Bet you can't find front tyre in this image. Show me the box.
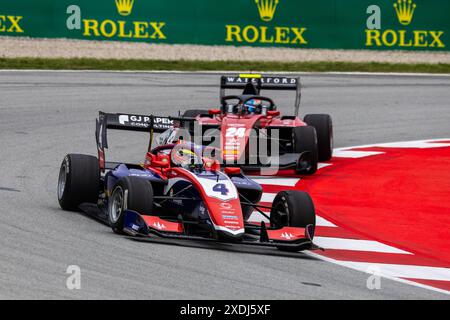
[57,154,100,211]
[270,191,316,230]
[303,114,333,161]
[270,191,316,252]
[108,177,154,234]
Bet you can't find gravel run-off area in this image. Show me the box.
[1,37,449,64]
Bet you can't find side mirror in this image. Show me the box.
[146,153,170,168]
[152,159,170,168]
[267,110,280,117]
[205,159,221,172]
[209,109,221,115]
[224,167,241,176]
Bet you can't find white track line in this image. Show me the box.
[367,140,450,149]
[314,237,411,254]
[306,251,450,295]
[332,150,384,158]
[334,138,450,152]
[341,262,450,282]
[315,216,337,227]
[318,163,332,169]
[259,192,338,227]
[261,193,276,203]
[248,177,300,187]
[248,211,337,227]
[247,213,269,224]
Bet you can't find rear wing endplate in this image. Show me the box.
[220,74,302,116]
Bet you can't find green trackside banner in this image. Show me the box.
[0,0,448,51]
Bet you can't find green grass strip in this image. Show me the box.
[0,57,449,73]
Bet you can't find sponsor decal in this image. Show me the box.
[115,0,135,16]
[129,172,152,177]
[225,0,308,46]
[224,145,240,150]
[222,215,238,220]
[394,0,416,26]
[67,0,166,42]
[224,220,240,225]
[223,224,241,230]
[255,0,279,22]
[0,15,24,34]
[281,232,295,240]
[118,114,150,128]
[224,76,298,85]
[220,202,233,209]
[153,221,166,230]
[365,0,445,49]
[153,116,174,130]
[120,114,151,124]
[131,223,140,231]
[118,114,130,125]
[232,179,251,186]
[118,114,173,129]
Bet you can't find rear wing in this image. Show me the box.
[95,112,174,171]
[220,74,302,116]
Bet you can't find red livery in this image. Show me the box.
[178,74,333,175]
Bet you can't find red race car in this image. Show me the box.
[57,112,319,252]
[179,74,333,175]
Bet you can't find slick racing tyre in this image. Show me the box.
[270,191,316,252]
[270,191,316,230]
[293,126,318,175]
[303,114,333,161]
[57,154,100,211]
[108,177,154,234]
[182,109,209,118]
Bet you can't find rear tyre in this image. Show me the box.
[57,154,100,211]
[270,190,316,252]
[303,114,333,161]
[108,177,154,234]
[182,109,209,118]
[293,126,318,174]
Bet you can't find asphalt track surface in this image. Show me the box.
[0,71,449,299]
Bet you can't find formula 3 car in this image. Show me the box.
[180,74,333,175]
[57,112,319,251]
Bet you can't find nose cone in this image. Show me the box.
[216,228,245,242]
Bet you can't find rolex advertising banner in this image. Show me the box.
[0,0,448,51]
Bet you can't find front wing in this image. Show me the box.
[123,210,320,252]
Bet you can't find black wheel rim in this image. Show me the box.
[271,201,289,228]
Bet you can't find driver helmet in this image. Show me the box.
[171,144,204,171]
[243,99,262,114]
